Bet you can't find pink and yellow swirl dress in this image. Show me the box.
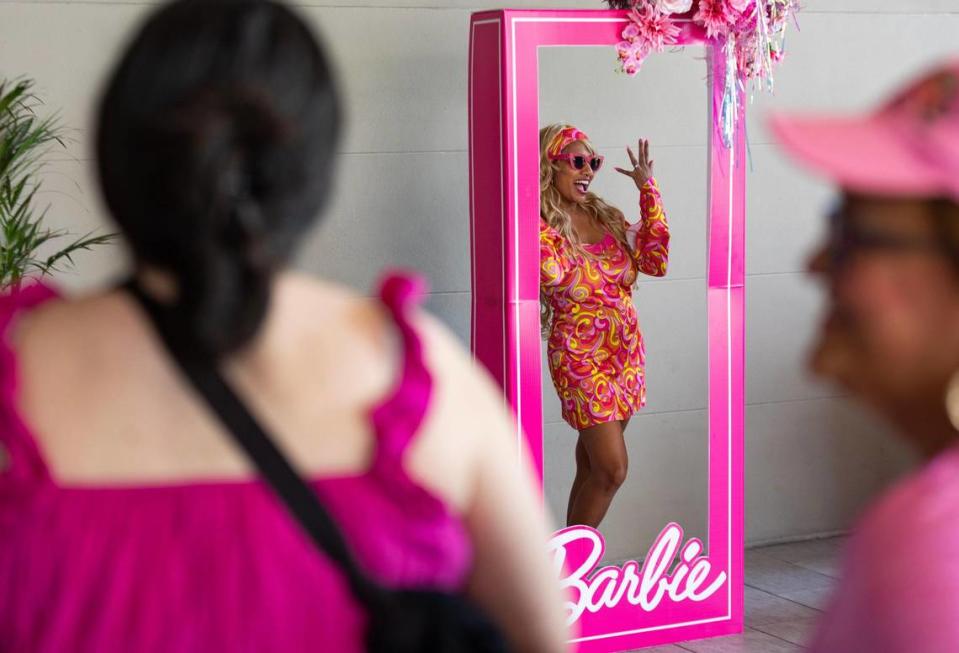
[540,179,670,429]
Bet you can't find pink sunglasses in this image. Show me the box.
[548,153,604,172]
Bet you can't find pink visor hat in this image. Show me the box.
[770,59,959,202]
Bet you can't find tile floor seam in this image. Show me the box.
[746,623,810,648]
[744,584,827,612]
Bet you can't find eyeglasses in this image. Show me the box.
[548,153,604,172]
[824,205,948,267]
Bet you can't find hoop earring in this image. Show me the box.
[945,369,959,431]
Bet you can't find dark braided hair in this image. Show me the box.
[97,0,340,358]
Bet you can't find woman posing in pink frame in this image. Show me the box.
[539,124,670,528]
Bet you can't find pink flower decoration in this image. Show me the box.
[630,40,650,59]
[693,0,737,39]
[616,38,649,77]
[611,0,799,87]
[616,37,648,59]
[616,40,635,59]
[629,4,681,52]
[727,0,754,13]
[656,0,694,13]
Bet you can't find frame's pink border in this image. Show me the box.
[469,9,744,651]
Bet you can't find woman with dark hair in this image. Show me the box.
[0,2,566,651]
[772,59,959,652]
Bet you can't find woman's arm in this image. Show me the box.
[463,396,571,653]
[627,178,670,278]
[615,139,670,278]
[412,315,570,653]
[541,219,577,288]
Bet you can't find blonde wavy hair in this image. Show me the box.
[540,123,630,336]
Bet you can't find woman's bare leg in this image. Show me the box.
[567,420,628,528]
[566,435,591,525]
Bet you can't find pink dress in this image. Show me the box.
[540,179,670,429]
[0,274,472,653]
[809,443,959,653]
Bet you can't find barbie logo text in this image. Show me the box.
[549,523,727,625]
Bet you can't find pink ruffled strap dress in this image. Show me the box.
[0,273,472,653]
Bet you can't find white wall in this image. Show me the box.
[1,0,949,553]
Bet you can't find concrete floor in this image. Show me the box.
[635,536,844,652]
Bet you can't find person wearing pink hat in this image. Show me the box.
[772,59,959,652]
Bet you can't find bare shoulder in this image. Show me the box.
[275,274,517,511]
[10,275,401,482]
[278,271,507,415]
[9,288,168,478]
[403,309,518,511]
[11,288,141,370]
[11,275,387,364]
[8,273,515,498]
[413,310,508,416]
[270,272,393,351]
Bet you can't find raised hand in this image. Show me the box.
[615,139,654,190]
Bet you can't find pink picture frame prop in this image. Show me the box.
[469,9,745,652]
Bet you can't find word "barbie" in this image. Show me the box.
[548,523,727,625]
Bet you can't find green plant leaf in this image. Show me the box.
[0,76,114,290]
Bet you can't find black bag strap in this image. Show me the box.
[123,279,385,607]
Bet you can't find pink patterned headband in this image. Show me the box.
[546,126,590,157]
